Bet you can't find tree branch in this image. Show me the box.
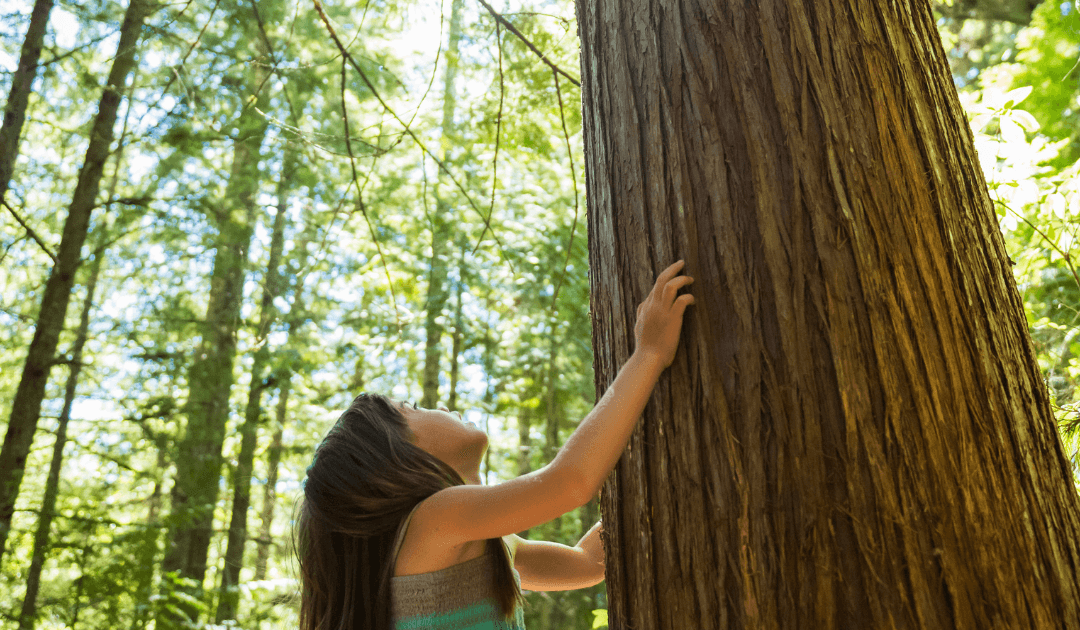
[2,199,57,263]
[312,0,518,279]
[475,0,580,88]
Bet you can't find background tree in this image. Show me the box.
[0,0,54,207]
[575,0,1080,628]
[0,0,149,564]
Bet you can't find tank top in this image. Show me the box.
[389,501,527,630]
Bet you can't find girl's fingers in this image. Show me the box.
[650,260,687,298]
[663,274,694,304]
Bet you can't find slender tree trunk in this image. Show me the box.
[515,406,533,537]
[0,0,148,563]
[157,45,271,629]
[254,382,288,582]
[448,240,465,411]
[17,232,104,630]
[255,202,312,583]
[69,523,92,627]
[421,0,465,409]
[933,0,1041,25]
[577,0,1080,627]
[0,0,54,204]
[135,447,168,630]
[543,321,563,536]
[215,147,292,622]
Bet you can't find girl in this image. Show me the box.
[295,259,695,630]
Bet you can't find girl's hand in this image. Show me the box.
[634,260,695,369]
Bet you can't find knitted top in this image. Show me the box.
[389,501,526,630]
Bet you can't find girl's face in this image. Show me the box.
[395,400,489,485]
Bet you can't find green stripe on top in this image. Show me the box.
[393,597,525,630]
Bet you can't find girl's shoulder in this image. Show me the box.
[394,499,485,576]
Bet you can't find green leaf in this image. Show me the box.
[1011,109,1041,132]
[1003,85,1034,109]
[592,609,609,629]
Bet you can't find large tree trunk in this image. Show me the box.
[0,0,54,205]
[0,0,148,563]
[576,0,1080,628]
[157,45,271,630]
[214,146,292,622]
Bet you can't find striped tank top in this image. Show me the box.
[389,501,527,630]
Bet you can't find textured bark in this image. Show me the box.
[215,147,292,622]
[17,233,103,630]
[157,53,270,629]
[0,0,148,563]
[421,0,464,409]
[0,0,54,204]
[576,0,1080,628]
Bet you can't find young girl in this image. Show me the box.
[295,260,695,630]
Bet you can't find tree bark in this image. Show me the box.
[17,231,104,630]
[421,0,465,409]
[157,46,271,630]
[214,145,292,622]
[0,0,54,205]
[0,0,148,563]
[576,0,1080,628]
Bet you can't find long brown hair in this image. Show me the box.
[294,393,524,630]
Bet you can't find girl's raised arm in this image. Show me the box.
[418,260,694,549]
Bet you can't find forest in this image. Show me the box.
[0,0,1078,629]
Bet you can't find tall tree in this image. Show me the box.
[576,0,1080,628]
[421,0,465,408]
[0,0,148,562]
[0,0,54,206]
[253,383,287,582]
[156,23,272,628]
[215,145,293,622]
[17,230,106,630]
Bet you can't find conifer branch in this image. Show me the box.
[312,0,518,279]
[2,199,57,264]
[475,0,580,88]
[548,68,580,315]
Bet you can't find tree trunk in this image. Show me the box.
[253,214,312,582]
[0,0,54,204]
[576,0,1080,628]
[0,0,148,563]
[932,0,1041,25]
[421,0,465,409]
[543,320,563,536]
[254,382,288,582]
[214,146,292,622]
[17,231,104,630]
[448,238,466,412]
[157,47,271,629]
